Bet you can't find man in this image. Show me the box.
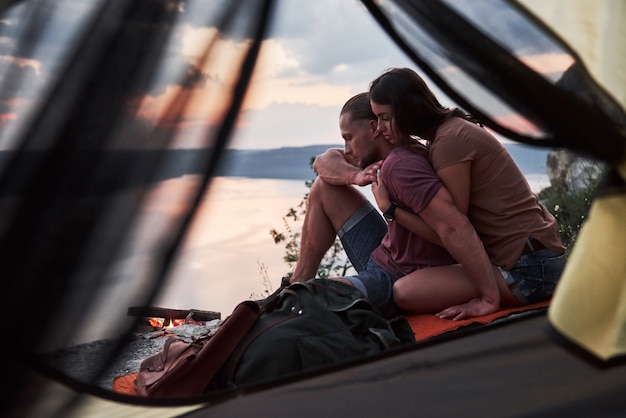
[289,93,507,319]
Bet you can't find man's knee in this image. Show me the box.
[308,177,336,206]
[314,178,368,208]
[308,177,326,200]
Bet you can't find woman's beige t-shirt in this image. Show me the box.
[429,117,565,269]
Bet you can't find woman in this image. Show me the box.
[369,67,566,320]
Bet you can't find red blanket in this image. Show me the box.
[113,373,139,395]
[406,300,550,342]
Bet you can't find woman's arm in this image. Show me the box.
[419,187,501,318]
[435,161,471,215]
[371,161,472,243]
[372,172,442,245]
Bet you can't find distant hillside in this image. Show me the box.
[217,145,333,180]
[0,143,549,195]
[218,143,549,180]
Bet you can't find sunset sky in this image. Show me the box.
[0,0,576,151]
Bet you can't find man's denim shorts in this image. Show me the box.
[337,202,387,273]
[337,202,399,315]
[500,249,567,304]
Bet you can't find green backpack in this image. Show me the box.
[135,278,415,397]
[215,278,415,388]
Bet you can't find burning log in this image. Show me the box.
[44,306,223,390]
[127,306,222,337]
[127,306,221,323]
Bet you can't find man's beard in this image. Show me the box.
[359,150,378,169]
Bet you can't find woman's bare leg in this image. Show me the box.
[393,264,520,313]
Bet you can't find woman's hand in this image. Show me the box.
[371,169,391,212]
[353,160,383,186]
[435,297,500,321]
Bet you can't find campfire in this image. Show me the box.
[127,306,222,340]
[147,317,189,329]
[44,305,224,391]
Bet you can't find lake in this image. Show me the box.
[154,176,310,317]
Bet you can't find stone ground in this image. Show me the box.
[44,320,222,390]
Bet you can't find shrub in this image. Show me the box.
[538,167,603,251]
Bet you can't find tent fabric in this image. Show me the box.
[180,314,626,418]
[33,314,626,417]
[361,0,626,163]
[548,164,626,361]
[518,0,626,112]
[1,1,277,416]
[517,0,626,363]
[2,0,625,416]
[26,379,199,418]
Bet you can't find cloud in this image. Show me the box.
[248,0,415,105]
[245,57,354,110]
[230,102,342,149]
[271,0,407,76]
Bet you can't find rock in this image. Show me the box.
[546,149,605,193]
[43,320,223,391]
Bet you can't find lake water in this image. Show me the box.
[154,176,311,317]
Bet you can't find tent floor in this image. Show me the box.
[183,313,626,417]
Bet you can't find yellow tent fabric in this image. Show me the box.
[519,0,626,111]
[548,162,626,360]
[29,379,201,417]
[519,0,626,361]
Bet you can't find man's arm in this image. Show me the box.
[313,149,381,186]
[419,186,501,319]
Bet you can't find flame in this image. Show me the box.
[148,317,163,327]
[148,317,197,328]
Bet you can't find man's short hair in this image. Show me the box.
[341,92,376,122]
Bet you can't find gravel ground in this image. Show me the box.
[44,320,222,390]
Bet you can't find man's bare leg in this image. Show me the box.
[290,178,369,282]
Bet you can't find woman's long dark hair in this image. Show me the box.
[369,68,476,141]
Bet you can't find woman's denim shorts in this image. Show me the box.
[500,249,567,304]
